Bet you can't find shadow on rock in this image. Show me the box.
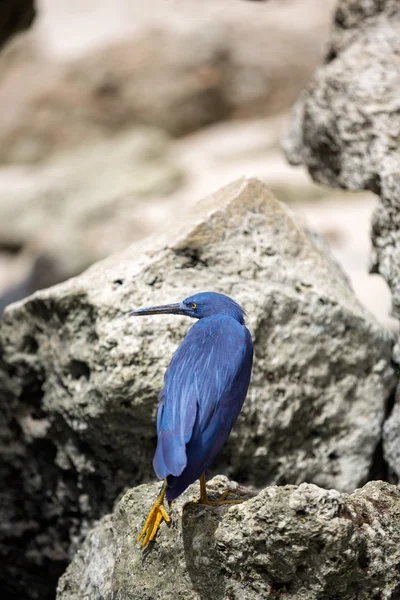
[182,483,255,600]
[183,502,226,600]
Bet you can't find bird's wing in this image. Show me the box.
[153,316,253,480]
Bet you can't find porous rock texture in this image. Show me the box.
[283,0,400,191]
[0,177,395,597]
[57,476,400,600]
[283,0,400,480]
[384,389,400,482]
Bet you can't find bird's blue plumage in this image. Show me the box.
[148,293,253,502]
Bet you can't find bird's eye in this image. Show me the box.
[191,303,197,310]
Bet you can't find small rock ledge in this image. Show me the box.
[57,475,400,600]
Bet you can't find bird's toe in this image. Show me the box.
[137,503,171,548]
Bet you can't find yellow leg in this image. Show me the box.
[198,473,245,506]
[137,479,171,548]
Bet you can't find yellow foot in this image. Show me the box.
[198,489,245,506]
[137,502,171,548]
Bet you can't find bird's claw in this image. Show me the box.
[137,502,171,548]
[197,488,245,506]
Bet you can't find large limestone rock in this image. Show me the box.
[57,476,400,600]
[283,0,400,480]
[0,178,395,597]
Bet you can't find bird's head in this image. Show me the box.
[129,291,245,324]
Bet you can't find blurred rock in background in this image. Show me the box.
[0,254,62,317]
[0,0,348,316]
[0,0,394,335]
[0,0,335,163]
[0,127,183,293]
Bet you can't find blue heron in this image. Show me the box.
[129,291,253,547]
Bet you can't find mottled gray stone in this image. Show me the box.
[0,177,395,597]
[284,3,400,191]
[57,476,400,600]
[283,0,400,479]
[384,388,400,479]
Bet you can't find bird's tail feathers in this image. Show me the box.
[153,430,187,479]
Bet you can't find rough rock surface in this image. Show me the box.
[283,0,400,479]
[384,389,400,480]
[0,127,182,279]
[57,476,400,600]
[284,0,400,194]
[0,0,336,163]
[0,178,395,597]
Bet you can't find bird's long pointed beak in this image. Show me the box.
[128,303,183,317]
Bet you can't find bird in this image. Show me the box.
[129,291,253,548]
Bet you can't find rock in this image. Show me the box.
[0,127,183,278]
[283,0,400,191]
[0,0,35,50]
[383,389,400,480]
[282,0,400,479]
[0,0,336,163]
[0,177,395,597]
[57,476,400,600]
[0,254,63,317]
[371,154,400,365]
